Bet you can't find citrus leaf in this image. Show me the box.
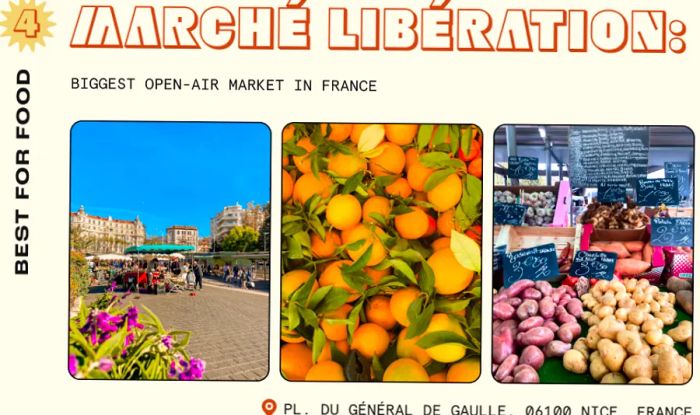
[342,171,365,195]
[416,330,470,349]
[362,145,386,159]
[307,285,332,310]
[357,124,385,153]
[450,230,481,273]
[434,298,470,313]
[388,259,416,284]
[299,306,319,327]
[419,152,451,167]
[433,125,449,146]
[288,302,301,330]
[314,288,352,314]
[406,301,434,339]
[424,168,456,192]
[290,271,318,304]
[417,124,433,150]
[312,328,326,364]
[418,260,435,296]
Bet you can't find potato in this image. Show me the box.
[573,338,589,358]
[557,322,582,343]
[520,327,555,347]
[519,345,545,370]
[586,327,602,349]
[590,350,600,362]
[599,340,627,372]
[623,355,653,379]
[617,330,643,355]
[545,340,572,358]
[688,337,693,351]
[495,354,519,381]
[563,349,588,374]
[505,279,535,298]
[535,280,553,296]
[601,372,627,384]
[587,315,601,327]
[518,316,544,332]
[641,318,663,333]
[596,305,615,319]
[629,377,654,384]
[668,321,692,343]
[589,356,610,381]
[539,297,556,319]
[677,355,691,382]
[649,302,661,314]
[659,334,674,347]
[618,298,637,309]
[615,308,630,322]
[493,303,516,320]
[686,353,692,364]
[523,288,543,300]
[566,298,584,318]
[624,278,638,292]
[598,315,625,339]
[516,299,539,320]
[658,351,684,384]
[655,311,676,326]
[645,330,664,346]
[627,309,646,325]
[513,366,539,383]
[601,293,617,307]
[652,344,676,356]
[625,324,640,332]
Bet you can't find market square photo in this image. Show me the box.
[68,121,271,380]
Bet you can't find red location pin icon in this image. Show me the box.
[262,399,277,415]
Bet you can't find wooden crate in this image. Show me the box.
[495,225,580,256]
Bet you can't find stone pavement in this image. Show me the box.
[87,279,269,381]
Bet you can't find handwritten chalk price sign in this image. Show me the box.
[508,156,539,180]
[636,178,680,206]
[503,243,560,287]
[569,251,617,280]
[665,162,691,199]
[494,203,528,225]
[651,217,693,247]
[597,183,627,203]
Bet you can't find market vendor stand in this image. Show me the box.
[123,244,195,294]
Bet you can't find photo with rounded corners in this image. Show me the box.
[68,120,271,381]
[491,124,694,385]
[281,122,483,383]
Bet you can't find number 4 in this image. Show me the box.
[14,9,40,38]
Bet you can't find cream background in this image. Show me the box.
[0,0,698,413]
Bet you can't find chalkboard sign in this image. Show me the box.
[569,251,618,280]
[651,217,693,247]
[494,203,527,225]
[503,243,560,287]
[665,162,690,199]
[494,245,507,272]
[569,126,649,188]
[597,183,627,203]
[508,156,539,180]
[636,178,680,206]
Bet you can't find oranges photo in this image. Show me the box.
[281,123,482,382]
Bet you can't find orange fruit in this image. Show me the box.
[428,247,474,295]
[310,231,341,259]
[385,178,412,198]
[282,169,294,203]
[422,313,467,363]
[318,340,350,362]
[305,360,345,381]
[341,224,387,266]
[382,358,429,382]
[282,124,295,143]
[385,124,418,145]
[320,304,353,341]
[293,137,316,173]
[430,371,448,382]
[427,173,462,212]
[281,327,305,344]
[446,358,480,382]
[431,237,451,251]
[326,194,362,230]
[327,151,367,178]
[281,343,313,381]
[396,327,432,365]
[407,161,435,192]
[404,148,420,170]
[437,209,455,236]
[319,260,362,302]
[350,124,370,143]
[394,207,430,240]
[390,286,421,327]
[424,215,437,237]
[362,196,391,224]
[369,143,406,176]
[293,172,332,205]
[283,156,289,167]
[321,123,353,142]
[365,266,390,285]
[458,139,481,162]
[468,157,482,178]
[351,323,390,359]
[281,270,318,301]
[365,296,397,330]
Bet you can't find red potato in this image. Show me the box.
[558,322,582,343]
[535,280,553,296]
[558,294,572,306]
[565,298,584,318]
[494,291,509,303]
[561,285,577,297]
[520,327,555,346]
[506,297,523,308]
[512,364,534,376]
[522,288,543,300]
[516,299,539,320]
[615,258,651,277]
[544,340,572,358]
[555,306,577,324]
[513,366,540,383]
[492,363,499,373]
[493,303,515,320]
[543,320,559,333]
[518,316,545,332]
[493,324,515,364]
[519,345,545,370]
[539,297,556,319]
[623,241,645,252]
[495,354,519,381]
[505,280,536,298]
[501,376,514,383]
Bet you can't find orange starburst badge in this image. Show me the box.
[1,0,54,51]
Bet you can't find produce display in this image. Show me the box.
[588,240,655,277]
[281,123,482,382]
[569,278,692,384]
[494,190,556,226]
[492,279,583,383]
[580,199,649,230]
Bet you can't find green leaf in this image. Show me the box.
[418,261,435,296]
[315,288,351,313]
[342,171,365,195]
[293,231,311,249]
[346,300,364,344]
[433,125,449,146]
[368,212,388,227]
[406,301,434,339]
[288,302,301,330]
[344,239,366,252]
[282,215,303,224]
[286,235,303,259]
[312,328,326,364]
[307,285,332,310]
[299,307,319,327]
[283,142,306,156]
[434,298,470,313]
[371,355,385,381]
[344,350,372,382]
[450,230,481,273]
[390,204,413,215]
[460,125,473,155]
[419,152,451,167]
[417,124,433,150]
[424,168,456,192]
[389,249,424,264]
[291,271,318,304]
[416,330,470,349]
[388,259,416,284]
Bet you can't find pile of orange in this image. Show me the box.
[281,123,482,382]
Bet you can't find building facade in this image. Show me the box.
[166,225,199,248]
[197,237,211,253]
[210,203,268,242]
[70,206,146,254]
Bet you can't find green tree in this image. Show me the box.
[221,226,260,252]
[70,225,95,254]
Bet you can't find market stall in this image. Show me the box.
[123,244,196,293]
[492,125,694,384]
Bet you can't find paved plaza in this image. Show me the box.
[87,278,269,381]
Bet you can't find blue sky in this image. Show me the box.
[71,121,270,237]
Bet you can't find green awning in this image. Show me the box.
[124,244,195,254]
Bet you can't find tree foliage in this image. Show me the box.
[221,226,260,252]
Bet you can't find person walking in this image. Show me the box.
[193,261,203,290]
